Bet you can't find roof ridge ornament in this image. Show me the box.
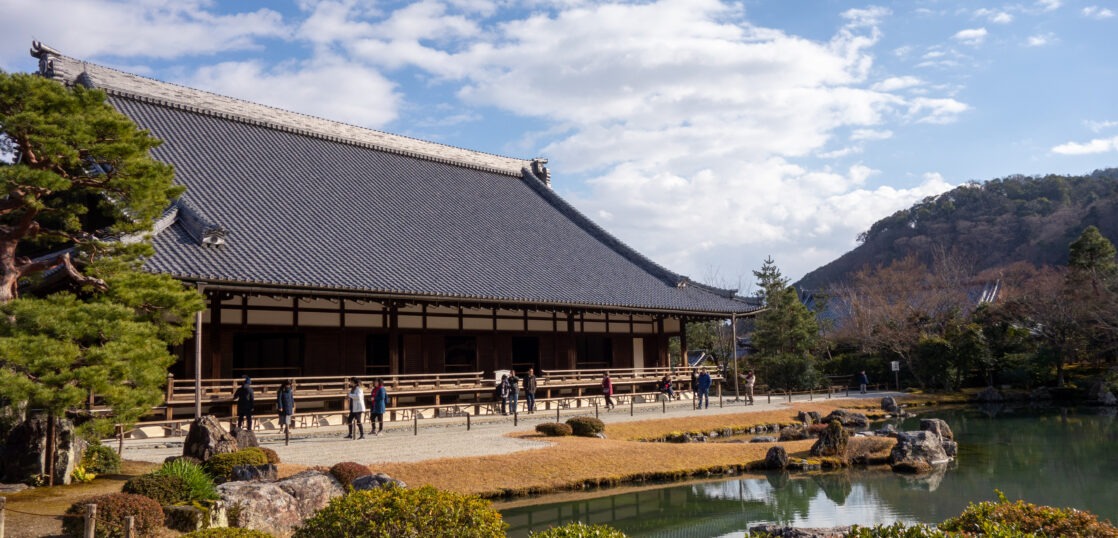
[30,41,61,79]
[531,158,551,187]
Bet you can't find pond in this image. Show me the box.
[498,406,1118,537]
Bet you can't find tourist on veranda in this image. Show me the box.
[660,375,675,399]
[691,368,699,401]
[525,368,538,413]
[857,370,869,394]
[276,380,295,437]
[345,377,366,440]
[233,377,255,430]
[508,370,521,414]
[370,378,387,436]
[697,369,712,409]
[497,374,511,415]
[602,372,614,410]
[744,370,756,405]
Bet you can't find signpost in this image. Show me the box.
[891,361,900,391]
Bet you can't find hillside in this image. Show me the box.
[795,168,1118,290]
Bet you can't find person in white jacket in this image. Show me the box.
[345,378,366,440]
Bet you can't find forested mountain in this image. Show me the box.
[796,168,1118,290]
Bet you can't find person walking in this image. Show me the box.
[744,370,756,405]
[345,378,365,440]
[857,370,869,394]
[697,369,712,409]
[370,378,387,436]
[276,380,295,444]
[497,374,511,415]
[525,368,538,413]
[601,372,615,410]
[508,370,521,414]
[233,377,254,430]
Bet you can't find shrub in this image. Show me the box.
[184,529,275,538]
[165,455,203,466]
[845,437,894,465]
[82,443,121,474]
[123,473,190,506]
[293,485,506,537]
[330,461,372,486]
[62,493,164,538]
[203,448,269,482]
[531,521,629,537]
[805,423,828,436]
[565,416,605,437]
[535,423,573,437]
[847,522,946,537]
[940,490,1118,537]
[71,465,96,483]
[155,458,219,502]
[259,447,281,464]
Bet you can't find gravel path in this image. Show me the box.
[120,391,897,466]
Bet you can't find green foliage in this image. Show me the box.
[122,473,190,506]
[940,490,1118,537]
[756,353,823,391]
[330,461,372,486]
[535,422,573,436]
[293,485,507,538]
[184,529,275,538]
[71,464,96,483]
[82,443,121,474]
[259,447,280,464]
[203,448,268,482]
[154,458,219,502]
[62,493,164,538]
[530,521,629,537]
[1068,225,1117,276]
[565,416,605,437]
[752,257,819,357]
[846,522,947,537]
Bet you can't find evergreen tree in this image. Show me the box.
[1068,225,1117,276]
[750,257,821,389]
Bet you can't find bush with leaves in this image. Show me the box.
[530,521,628,537]
[939,491,1118,537]
[565,416,605,437]
[259,447,280,464]
[535,423,573,437]
[82,443,122,475]
[846,522,946,537]
[294,485,506,538]
[330,461,372,486]
[203,448,268,482]
[184,529,275,538]
[155,458,218,502]
[122,473,190,506]
[62,493,163,538]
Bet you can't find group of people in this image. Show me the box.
[231,377,389,441]
[495,368,539,415]
[345,377,389,440]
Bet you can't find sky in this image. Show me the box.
[2,0,1116,289]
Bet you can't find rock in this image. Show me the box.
[976,386,1004,402]
[0,483,29,494]
[351,473,407,491]
[0,415,85,485]
[891,460,932,474]
[707,430,720,438]
[218,470,344,535]
[230,427,259,449]
[787,459,822,471]
[595,432,608,439]
[749,524,851,537]
[810,421,849,457]
[881,397,901,414]
[750,436,777,443]
[164,502,228,532]
[276,470,345,522]
[231,464,278,482]
[942,440,958,458]
[919,418,954,440]
[796,411,821,425]
[876,424,897,435]
[819,410,869,429]
[1029,387,1052,401]
[1100,392,1118,406]
[890,431,950,472]
[778,426,806,442]
[183,416,239,462]
[764,446,789,470]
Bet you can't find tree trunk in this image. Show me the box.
[45,412,55,487]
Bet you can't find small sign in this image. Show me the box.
[890,361,900,372]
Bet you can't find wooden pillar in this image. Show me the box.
[657,317,668,368]
[388,302,399,375]
[679,318,688,372]
[567,311,577,369]
[208,292,222,379]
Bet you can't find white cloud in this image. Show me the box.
[975,8,1014,23]
[851,129,894,141]
[952,27,988,46]
[1036,0,1062,11]
[1082,6,1116,19]
[907,98,970,124]
[1085,120,1118,132]
[1026,33,1057,46]
[1051,136,1118,155]
[872,76,923,91]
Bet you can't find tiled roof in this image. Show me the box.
[33,44,759,315]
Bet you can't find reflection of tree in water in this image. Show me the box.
[814,472,853,504]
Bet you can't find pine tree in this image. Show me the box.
[750,257,821,389]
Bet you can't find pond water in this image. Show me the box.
[498,406,1118,537]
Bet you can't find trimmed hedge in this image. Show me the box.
[535,423,573,437]
[122,473,190,506]
[293,485,506,537]
[565,416,605,437]
[330,461,372,486]
[184,529,275,538]
[82,443,122,475]
[531,521,629,537]
[63,493,164,538]
[203,448,269,482]
[259,447,281,464]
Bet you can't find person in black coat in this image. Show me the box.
[276,380,295,435]
[233,377,255,430]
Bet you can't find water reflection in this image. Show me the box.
[500,407,1117,538]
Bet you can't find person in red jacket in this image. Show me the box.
[602,372,614,410]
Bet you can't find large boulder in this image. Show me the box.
[351,473,407,491]
[231,464,277,482]
[183,416,239,462]
[0,415,85,485]
[976,386,1004,402]
[164,502,229,532]
[919,418,954,440]
[764,446,789,470]
[750,436,777,443]
[276,470,346,522]
[890,431,949,473]
[230,427,260,449]
[819,410,869,429]
[1100,392,1118,407]
[797,411,821,425]
[778,426,806,442]
[809,421,849,457]
[881,397,901,414]
[218,470,344,536]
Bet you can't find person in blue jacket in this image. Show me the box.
[696,369,712,409]
[857,370,870,394]
[370,378,388,436]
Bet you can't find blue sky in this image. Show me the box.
[2,0,1116,288]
